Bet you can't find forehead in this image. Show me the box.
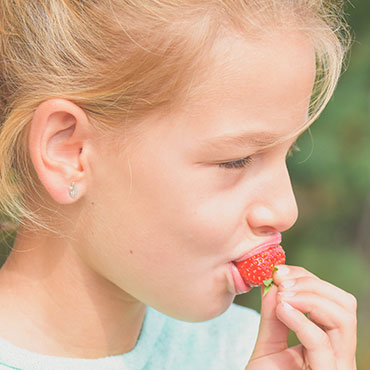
[178,28,316,138]
[214,29,315,95]
[124,28,316,151]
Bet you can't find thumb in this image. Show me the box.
[251,284,290,359]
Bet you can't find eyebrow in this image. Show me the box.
[200,131,285,152]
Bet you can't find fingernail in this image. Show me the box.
[281,301,294,310]
[281,279,295,289]
[278,291,296,297]
[275,265,289,276]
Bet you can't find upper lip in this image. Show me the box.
[232,233,282,263]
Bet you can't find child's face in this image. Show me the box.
[81,30,316,321]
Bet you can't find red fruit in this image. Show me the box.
[235,245,286,289]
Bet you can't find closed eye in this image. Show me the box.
[218,156,253,169]
[217,141,299,170]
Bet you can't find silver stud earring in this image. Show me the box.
[69,181,78,199]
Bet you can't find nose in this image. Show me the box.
[246,166,298,235]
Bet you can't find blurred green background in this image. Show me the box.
[235,1,370,368]
[0,0,369,368]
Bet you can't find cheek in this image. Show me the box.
[185,199,244,250]
[130,170,250,262]
[89,184,241,281]
[91,168,251,282]
[86,146,246,266]
[78,175,240,321]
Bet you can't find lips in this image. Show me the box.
[229,234,282,294]
[229,263,252,294]
[233,234,282,263]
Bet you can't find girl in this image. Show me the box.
[0,1,357,369]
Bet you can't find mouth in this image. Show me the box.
[229,233,282,294]
[229,263,252,294]
[233,234,282,263]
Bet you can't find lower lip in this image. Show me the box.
[229,263,252,295]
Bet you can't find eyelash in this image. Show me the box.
[218,156,253,169]
[217,143,300,170]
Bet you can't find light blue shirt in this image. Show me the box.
[0,303,260,370]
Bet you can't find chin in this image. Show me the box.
[168,291,235,323]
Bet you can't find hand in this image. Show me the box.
[245,265,357,370]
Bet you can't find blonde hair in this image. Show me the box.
[0,0,350,229]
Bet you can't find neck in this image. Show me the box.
[0,227,146,358]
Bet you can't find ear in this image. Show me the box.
[29,99,93,204]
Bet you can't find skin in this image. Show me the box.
[0,28,357,368]
[247,267,357,370]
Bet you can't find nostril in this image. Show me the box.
[253,227,279,236]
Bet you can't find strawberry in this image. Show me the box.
[235,245,285,296]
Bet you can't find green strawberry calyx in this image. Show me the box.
[262,266,279,296]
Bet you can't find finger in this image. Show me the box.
[247,345,306,370]
[274,265,357,311]
[251,284,289,359]
[277,292,356,331]
[276,300,337,370]
[277,292,357,368]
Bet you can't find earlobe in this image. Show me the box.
[29,99,91,204]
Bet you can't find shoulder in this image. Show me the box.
[146,304,260,370]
